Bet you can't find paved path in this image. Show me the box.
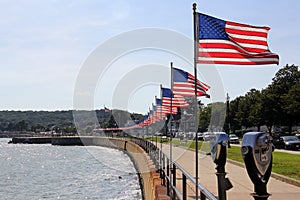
[158,142,300,200]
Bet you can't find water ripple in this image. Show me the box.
[0,138,142,200]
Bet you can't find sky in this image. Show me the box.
[0,0,299,114]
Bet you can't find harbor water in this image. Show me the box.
[0,138,142,200]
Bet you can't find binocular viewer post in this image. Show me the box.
[210,132,233,200]
[241,132,274,200]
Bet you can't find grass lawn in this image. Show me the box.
[148,137,300,180]
[272,152,300,180]
[227,146,300,180]
[227,145,244,163]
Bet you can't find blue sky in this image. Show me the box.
[0,0,299,113]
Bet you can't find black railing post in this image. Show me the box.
[149,142,152,158]
[167,158,170,196]
[156,148,159,170]
[173,163,176,187]
[162,154,166,186]
[182,173,187,200]
[160,151,163,178]
[172,163,177,200]
[200,191,206,200]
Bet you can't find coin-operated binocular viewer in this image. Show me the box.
[241,132,274,200]
[210,132,233,200]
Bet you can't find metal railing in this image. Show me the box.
[128,136,217,200]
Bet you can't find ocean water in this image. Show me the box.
[0,138,142,200]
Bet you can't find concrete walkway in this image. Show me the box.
[158,142,300,200]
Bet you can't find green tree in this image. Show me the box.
[282,80,300,129]
[107,115,117,128]
[15,120,28,132]
[235,96,249,129]
[199,105,211,132]
[260,88,277,133]
[229,96,243,132]
[264,64,299,133]
[244,89,263,131]
[31,124,45,132]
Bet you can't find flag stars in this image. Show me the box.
[199,13,229,40]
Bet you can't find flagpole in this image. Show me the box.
[153,103,158,147]
[156,95,162,175]
[193,3,199,199]
[161,84,169,189]
[170,62,174,194]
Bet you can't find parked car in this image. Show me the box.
[154,132,163,136]
[193,132,204,141]
[229,134,240,144]
[203,132,214,141]
[161,136,168,142]
[275,136,300,150]
[202,132,226,141]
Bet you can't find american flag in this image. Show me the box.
[197,13,279,65]
[172,67,210,97]
[161,87,189,108]
[151,105,158,122]
[139,115,150,127]
[156,98,177,114]
[147,107,161,123]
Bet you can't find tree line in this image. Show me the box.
[199,64,300,135]
[0,109,143,135]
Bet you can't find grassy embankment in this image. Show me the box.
[149,136,300,180]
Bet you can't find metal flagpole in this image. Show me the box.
[161,84,169,192]
[156,95,163,175]
[226,93,231,148]
[193,3,199,199]
[169,62,174,195]
[146,110,149,137]
[153,103,158,147]
[160,84,166,140]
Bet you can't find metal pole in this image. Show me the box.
[163,154,166,186]
[159,98,163,177]
[226,93,231,148]
[216,167,227,200]
[253,184,270,200]
[170,62,174,193]
[167,157,170,196]
[182,173,187,200]
[173,162,176,187]
[173,164,176,200]
[193,3,199,199]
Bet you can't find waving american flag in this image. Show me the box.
[197,13,279,65]
[172,67,210,98]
